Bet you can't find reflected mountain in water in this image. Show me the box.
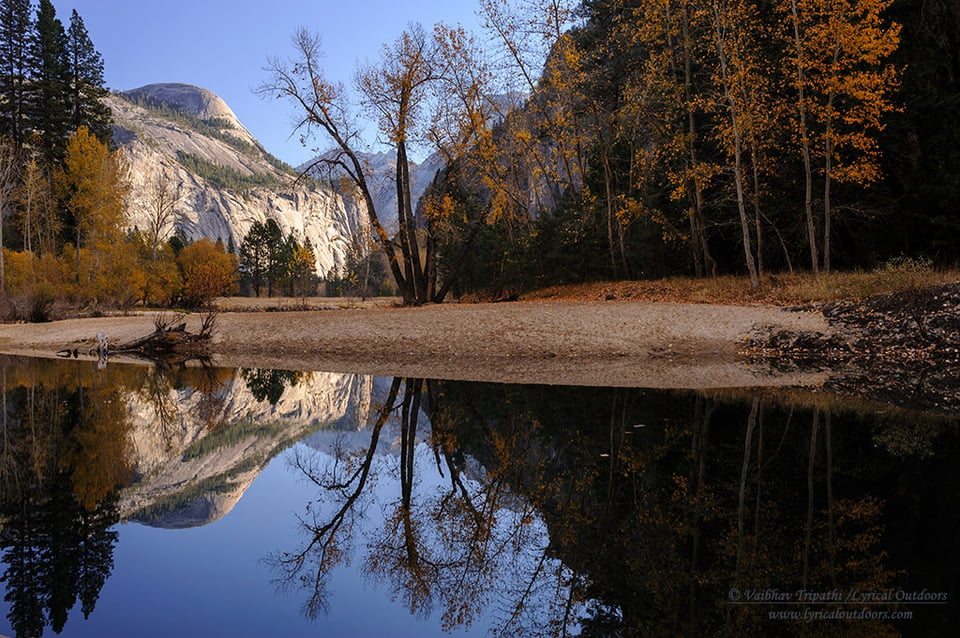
[122,366,373,528]
[2,355,959,637]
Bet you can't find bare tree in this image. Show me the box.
[145,167,181,261]
[356,23,440,304]
[0,139,19,295]
[261,28,441,305]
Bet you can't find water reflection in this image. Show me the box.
[271,378,580,634]
[0,360,136,637]
[0,356,957,637]
[269,380,960,636]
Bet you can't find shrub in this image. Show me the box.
[177,238,239,308]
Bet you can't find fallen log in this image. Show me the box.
[59,311,216,364]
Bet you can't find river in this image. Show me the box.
[0,355,956,637]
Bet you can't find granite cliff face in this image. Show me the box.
[109,83,369,274]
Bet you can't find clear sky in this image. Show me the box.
[58,0,484,167]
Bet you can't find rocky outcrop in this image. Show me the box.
[747,283,960,414]
[109,83,369,274]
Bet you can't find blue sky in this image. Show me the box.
[59,1,484,166]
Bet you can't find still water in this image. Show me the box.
[0,355,956,637]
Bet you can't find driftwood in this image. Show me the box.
[58,310,217,364]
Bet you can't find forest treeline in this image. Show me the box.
[0,0,268,317]
[266,0,958,304]
[2,0,958,314]
[431,0,959,297]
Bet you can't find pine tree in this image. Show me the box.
[261,218,285,297]
[239,220,270,297]
[66,10,111,143]
[29,0,71,164]
[0,0,33,149]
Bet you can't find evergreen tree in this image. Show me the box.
[241,368,299,405]
[0,0,32,149]
[261,219,285,297]
[289,237,318,296]
[239,220,271,297]
[29,0,71,164]
[66,10,111,143]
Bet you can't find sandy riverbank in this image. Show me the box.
[0,299,830,388]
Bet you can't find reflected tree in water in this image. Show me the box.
[241,367,302,406]
[0,357,137,637]
[425,384,910,637]
[274,377,404,618]
[271,376,959,637]
[271,377,582,635]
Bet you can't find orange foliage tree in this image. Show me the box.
[54,126,130,295]
[780,0,901,272]
[176,238,239,308]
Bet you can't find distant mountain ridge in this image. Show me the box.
[109,83,369,274]
[299,147,446,231]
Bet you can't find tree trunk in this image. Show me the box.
[823,85,837,274]
[790,0,820,276]
[397,141,428,304]
[681,5,716,277]
[0,207,5,296]
[733,396,759,596]
[750,144,764,276]
[712,1,760,289]
[803,409,820,587]
[602,148,619,278]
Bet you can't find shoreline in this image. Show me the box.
[0,299,831,389]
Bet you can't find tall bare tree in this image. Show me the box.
[144,168,181,261]
[261,28,441,305]
[356,24,439,304]
[0,138,18,294]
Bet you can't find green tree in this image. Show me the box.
[240,367,299,405]
[0,0,32,149]
[65,9,111,143]
[239,220,268,297]
[29,0,70,165]
[268,228,294,297]
[239,219,285,297]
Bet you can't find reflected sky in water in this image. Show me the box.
[1,356,958,637]
[88,444,484,638]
